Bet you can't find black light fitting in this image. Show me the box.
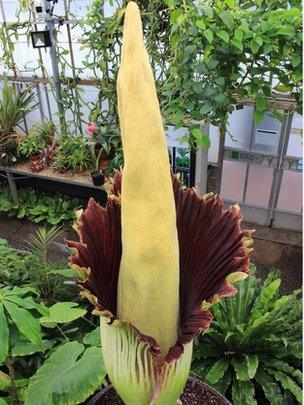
[30,30,52,48]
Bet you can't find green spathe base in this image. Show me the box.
[100,317,192,404]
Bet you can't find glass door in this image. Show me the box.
[220,108,302,230]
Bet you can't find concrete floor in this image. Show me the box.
[0,215,302,295]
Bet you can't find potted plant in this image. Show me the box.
[86,114,121,170]
[19,121,56,172]
[90,143,105,186]
[0,76,36,166]
[67,3,252,403]
[52,134,92,174]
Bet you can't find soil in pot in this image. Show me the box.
[91,170,105,186]
[87,377,231,405]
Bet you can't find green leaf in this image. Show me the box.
[206,358,230,384]
[83,327,101,347]
[265,360,302,385]
[291,55,301,68]
[190,127,203,140]
[0,305,9,364]
[47,268,80,278]
[233,358,249,381]
[250,278,280,323]
[170,10,184,25]
[204,29,213,43]
[39,302,86,325]
[0,246,12,254]
[255,369,283,405]
[256,96,267,113]
[225,0,235,9]
[253,110,264,124]
[277,27,293,37]
[234,28,243,41]
[254,36,263,46]
[0,398,8,405]
[170,34,180,46]
[217,30,229,43]
[219,11,234,30]
[190,128,211,148]
[4,301,41,345]
[25,342,107,405]
[6,295,48,316]
[269,370,302,403]
[12,340,53,357]
[232,379,257,405]
[250,40,260,54]
[263,43,274,54]
[195,20,206,30]
[212,368,232,395]
[246,354,259,379]
[275,84,291,93]
[231,38,243,52]
[200,104,213,115]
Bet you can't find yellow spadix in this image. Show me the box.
[116,1,179,355]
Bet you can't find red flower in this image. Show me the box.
[86,122,96,136]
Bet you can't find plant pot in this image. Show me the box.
[87,377,231,405]
[74,166,83,174]
[91,170,105,186]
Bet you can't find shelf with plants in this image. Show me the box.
[0,79,123,192]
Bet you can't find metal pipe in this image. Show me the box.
[267,112,293,227]
[6,171,19,204]
[35,82,45,122]
[43,0,66,131]
[63,0,83,134]
[195,121,210,194]
[189,147,196,188]
[215,120,226,193]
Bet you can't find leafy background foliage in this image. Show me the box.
[0,184,82,225]
[0,231,105,405]
[192,268,302,404]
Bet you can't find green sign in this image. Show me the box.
[231,150,239,159]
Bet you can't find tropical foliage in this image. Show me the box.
[52,135,93,173]
[0,184,82,225]
[0,78,36,166]
[19,122,55,158]
[0,78,35,143]
[0,233,106,405]
[192,268,302,404]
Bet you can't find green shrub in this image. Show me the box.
[52,135,93,172]
[0,283,104,405]
[19,135,46,158]
[19,121,55,158]
[0,77,35,144]
[192,269,302,404]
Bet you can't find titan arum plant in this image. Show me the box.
[67,2,252,404]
